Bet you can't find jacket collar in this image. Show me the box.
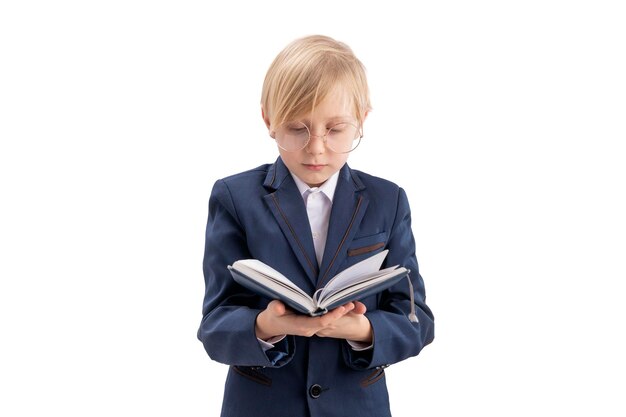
[263,157,365,192]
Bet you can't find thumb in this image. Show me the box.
[268,300,287,316]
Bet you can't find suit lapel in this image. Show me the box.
[263,158,319,283]
[317,164,369,289]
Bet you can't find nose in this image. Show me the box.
[305,133,326,154]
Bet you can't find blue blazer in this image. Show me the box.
[198,158,434,417]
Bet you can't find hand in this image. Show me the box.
[314,301,373,343]
[255,300,367,341]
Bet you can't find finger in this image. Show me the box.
[318,305,346,324]
[340,302,355,313]
[323,302,355,322]
[352,301,367,315]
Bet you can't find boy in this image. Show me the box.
[198,35,434,417]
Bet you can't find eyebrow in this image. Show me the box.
[296,116,355,124]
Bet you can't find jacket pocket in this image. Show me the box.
[359,367,386,388]
[232,366,272,387]
[347,232,387,257]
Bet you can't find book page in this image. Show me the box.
[232,260,312,300]
[318,250,389,300]
[233,259,311,298]
[318,266,408,310]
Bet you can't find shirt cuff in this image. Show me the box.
[257,335,287,352]
[346,339,373,351]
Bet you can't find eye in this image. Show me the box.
[329,123,352,133]
[288,127,307,135]
[282,122,308,133]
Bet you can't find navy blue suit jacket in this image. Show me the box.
[198,158,434,417]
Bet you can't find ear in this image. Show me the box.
[261,106,271,129]
[261,106,276,139]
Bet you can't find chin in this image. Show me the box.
[301,175,327,188]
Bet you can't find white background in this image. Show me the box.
[1,1,625,416]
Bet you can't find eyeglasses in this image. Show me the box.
[273,121,363,153]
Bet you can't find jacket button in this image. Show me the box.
[309,384,323,399]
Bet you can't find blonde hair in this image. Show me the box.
[261,35,371,128]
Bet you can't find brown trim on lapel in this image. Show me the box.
[316,195,364,289]
[270,194,318,276]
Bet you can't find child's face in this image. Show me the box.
[272,86,357,188]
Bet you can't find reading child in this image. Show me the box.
[198,35,434,417]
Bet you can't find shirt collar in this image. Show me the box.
[291,171,340,203]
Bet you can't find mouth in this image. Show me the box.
[303,163,326,171]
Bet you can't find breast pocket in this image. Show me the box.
[347,231,387,257]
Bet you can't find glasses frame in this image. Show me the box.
[272,121,364,154]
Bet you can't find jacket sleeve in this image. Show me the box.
[197,180,295,367]
[344,187,435,370]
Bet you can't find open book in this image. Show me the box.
[227,250,409,316]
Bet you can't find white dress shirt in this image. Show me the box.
[291,171,338,266]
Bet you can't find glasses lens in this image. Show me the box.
[274,121,309,152]
[326,122,361,153]
[273,121,362,153]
